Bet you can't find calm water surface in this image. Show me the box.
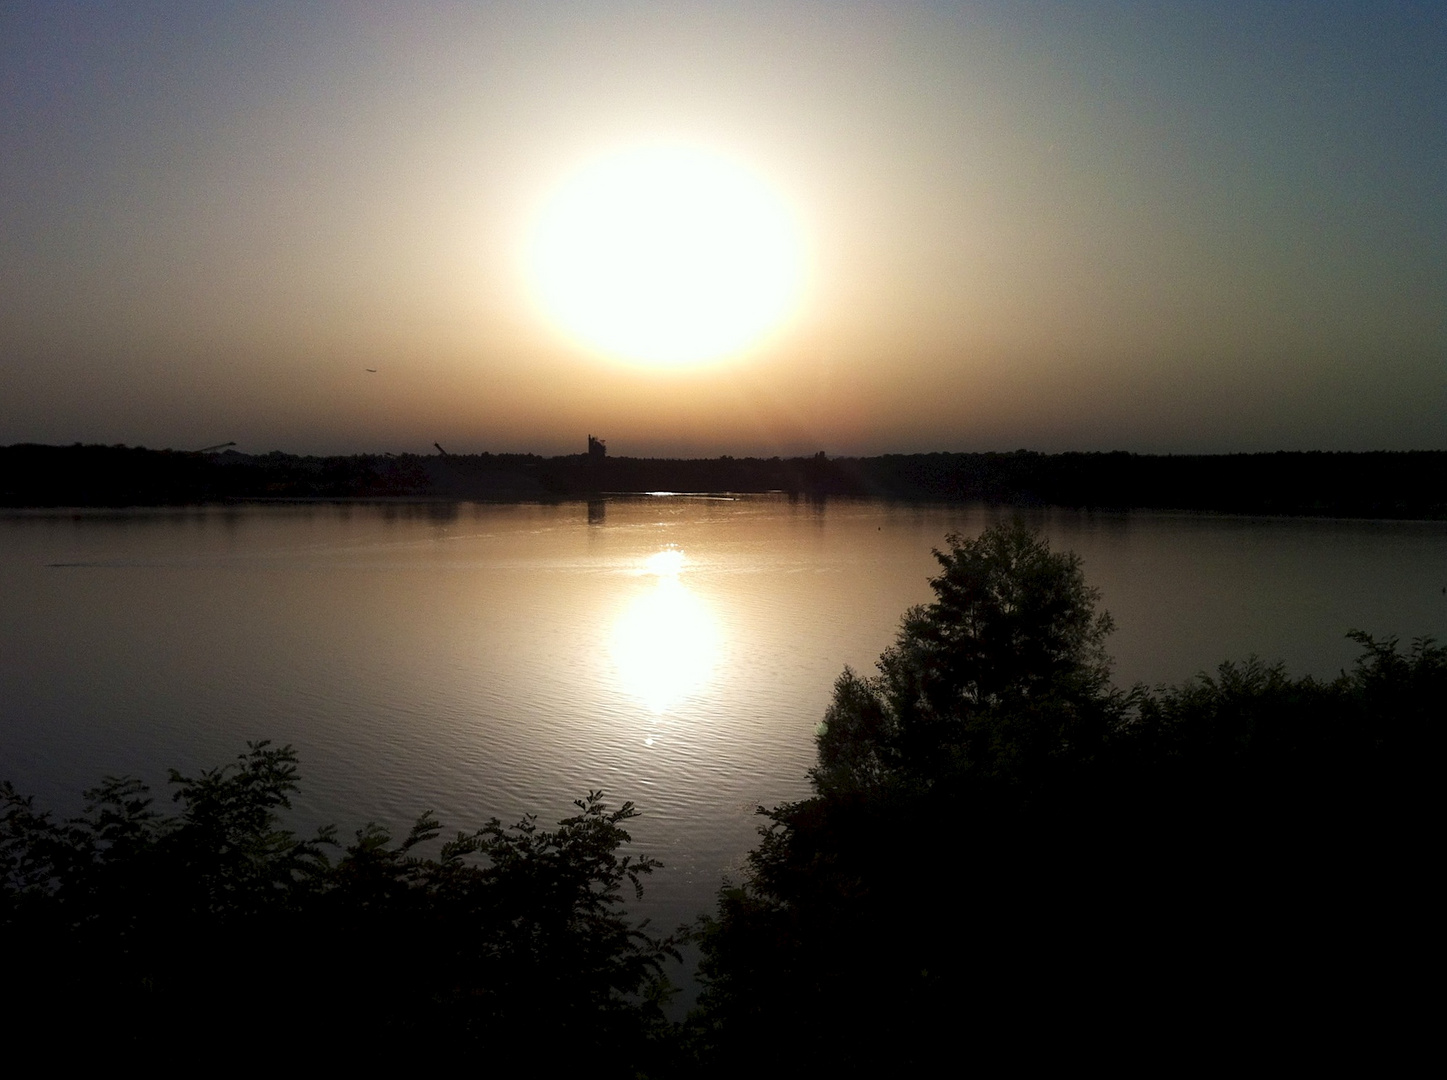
[3,497,1445,940]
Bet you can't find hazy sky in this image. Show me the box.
[3,1,1444,456]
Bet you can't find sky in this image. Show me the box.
[2,1,1444,457]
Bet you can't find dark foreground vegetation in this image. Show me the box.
[691,524,1439,1069]
[1,759,683,1068]
[4,523,1438,1068]
[5,441,1447,517]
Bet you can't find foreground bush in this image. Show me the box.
[692,523,1440,1069]
[1,745,679,1069]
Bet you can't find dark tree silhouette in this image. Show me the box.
[693,523,1440,1071]
[814,521,1116,795]
[1,743,681,1070]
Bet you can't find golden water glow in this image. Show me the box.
[529,144,805,367]
[610,547,721,713]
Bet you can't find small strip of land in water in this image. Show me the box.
[3,442,1445,519]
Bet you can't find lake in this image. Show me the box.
[2,496,1444,948]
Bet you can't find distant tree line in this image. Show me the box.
[3,523,1439,1068]
[3,442,1446,517]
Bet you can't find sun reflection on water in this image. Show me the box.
[610,547,720,714]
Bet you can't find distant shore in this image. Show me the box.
[3,442,1446,519]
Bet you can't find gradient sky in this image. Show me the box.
[3,1,1444,457]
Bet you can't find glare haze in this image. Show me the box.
[2,2,1443,457]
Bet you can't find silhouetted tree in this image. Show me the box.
[1,743,680,1070]
[814,520,1117,796]
[693,523,1441,1070]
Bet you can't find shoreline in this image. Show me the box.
[3,443,1446,520]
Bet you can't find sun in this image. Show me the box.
[528,144,805,367]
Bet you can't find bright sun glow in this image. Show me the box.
[529,144,805,366]
[610,548,721,713]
